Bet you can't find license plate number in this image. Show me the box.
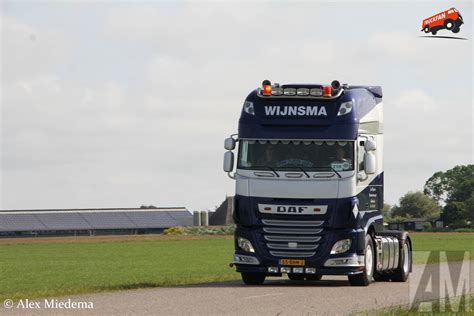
[280,259,305,266]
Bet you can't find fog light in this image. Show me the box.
[324,256,364,267]
[268,267,279,273]
[280,267,291,273]
[233,254,259,265]
[293,267,304,273]
[305,267,316,274]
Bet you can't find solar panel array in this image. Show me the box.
[0,209,193,232]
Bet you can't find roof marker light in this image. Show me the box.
[323,85,332,97]
[261,80,272,96]
[263,85,272,96]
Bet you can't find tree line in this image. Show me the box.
[383,165,473,228]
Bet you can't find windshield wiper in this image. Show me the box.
[310,166,342,178]
[329,167,342,178]
[253,166,280,178]
[298,167,310,178]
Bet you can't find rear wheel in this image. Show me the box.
[306,274,323,281]
[390,241,411,282]
[288,274,305,281]
[423,26,430,33]
[241,272,266,285]
[348,234,374,286]
[431,29,437,35]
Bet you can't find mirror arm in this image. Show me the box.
[227,172,235,180]
[357,172,368,182]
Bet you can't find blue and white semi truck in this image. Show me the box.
[223,80,412,286]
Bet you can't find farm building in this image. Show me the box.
[0,207,192,237]
[387,218,441,231]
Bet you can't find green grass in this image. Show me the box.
[410,233,474,264]
[0,236,237,301]
[0,233,473,301]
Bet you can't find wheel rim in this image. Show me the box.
[403,243,409,274]
[366,244,373,277]
[447,22,453,28]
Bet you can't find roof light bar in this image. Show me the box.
[310,88,323,96]
[259,80,343,98]
[297,88,309,96]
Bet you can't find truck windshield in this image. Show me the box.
[238,140,354,171]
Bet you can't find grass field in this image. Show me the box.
[0,233,473,301]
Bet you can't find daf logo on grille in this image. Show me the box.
[258,204,328,215]
[277,206,307,213]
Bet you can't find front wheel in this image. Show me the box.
[348,234,374,286]
[241,272,266,285]
[445,20,455,30]
[390,241,411,282]
[452,27,460,33]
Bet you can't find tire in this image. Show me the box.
[348,234,374,286]
[445,20,455,30]
[452,27,460,33]
[423,26,430,33]
[288,273,305,281]
[390,240,411,282]
[306,274,323,281]
[241,272,266,285]
[373,273,391,282]
[431,30,437,35]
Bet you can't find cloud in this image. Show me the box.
[1,3,472,211]
[1,15,72,81]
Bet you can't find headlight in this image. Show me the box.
[243,101,255,115]
[337,101,353,116]
[330,239,352,254]
[237,237,255,253]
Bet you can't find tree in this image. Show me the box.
[463,192,474,224]
[442,201,467,226]
[391,191,441,220]
[424,165,474,205]
[424,165,474,226]
[381,203,392,221]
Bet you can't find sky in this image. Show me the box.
[1,1,472,211]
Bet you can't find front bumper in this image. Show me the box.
[233,226,366,275]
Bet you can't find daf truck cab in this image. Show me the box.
[223,80,412,286]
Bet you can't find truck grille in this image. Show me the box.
[261,219,324,258]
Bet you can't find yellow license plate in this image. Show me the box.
[280,259,305,266]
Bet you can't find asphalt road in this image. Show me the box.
[2,261,473,315]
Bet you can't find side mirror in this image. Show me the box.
[364,139,377,151]
[223,151,234,172]
[364,152,376,174]
[224,138,236,150]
